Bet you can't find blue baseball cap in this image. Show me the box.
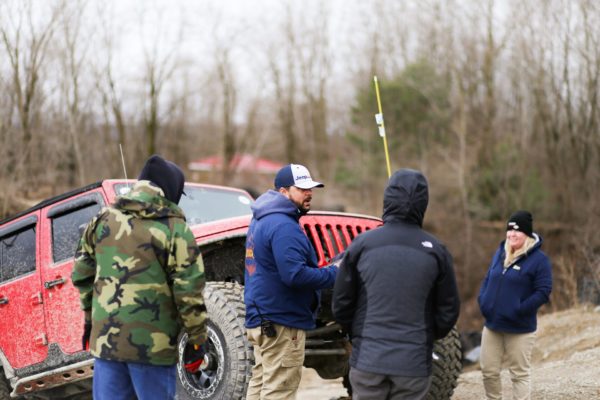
[274,164,324,189]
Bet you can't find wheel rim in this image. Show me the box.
[178,325,226,398]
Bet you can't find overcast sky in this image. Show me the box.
[62,0,369,121]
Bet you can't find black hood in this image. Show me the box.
[138,154,185,204]
[382,169,428,226]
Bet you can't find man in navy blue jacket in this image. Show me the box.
[244,164,338,400]
[332,169,460,400]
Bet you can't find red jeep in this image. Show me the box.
[0,180,461,400]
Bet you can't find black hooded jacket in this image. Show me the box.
[332,169,460,377]
[138,155,185,204]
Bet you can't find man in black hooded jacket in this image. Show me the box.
[332,169,460,400]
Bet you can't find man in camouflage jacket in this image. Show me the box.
[71,155,206,400]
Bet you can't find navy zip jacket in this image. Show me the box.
[244,190,337,330]
[332,169,460,377]
[478,235,552,333]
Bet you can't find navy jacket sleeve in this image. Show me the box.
[332,242,359,334]
[478,249,500,307]
[520,254,552,315]
[271,223,337,289]
[433,246,460,339]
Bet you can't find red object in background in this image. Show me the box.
[188,153,284,174]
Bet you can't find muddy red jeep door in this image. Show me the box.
[39,192,104,354]
[0,213,48,368]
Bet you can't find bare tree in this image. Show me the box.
[56,0,92,186]
[0,0,58,186]
[295,2,332,176]
[142,48,178,158]
[214,47,238,184]
[268,4,299,163]
[136,2,182,158]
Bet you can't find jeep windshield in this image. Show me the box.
[113,183,253,225]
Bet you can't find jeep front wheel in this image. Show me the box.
[176,282,253,400]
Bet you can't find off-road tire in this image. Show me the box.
[342,327,462,400]
[0,370,10,400]
[176,282,253,400]
[425,327,462,400]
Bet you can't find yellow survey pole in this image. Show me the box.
[373,76,392,178]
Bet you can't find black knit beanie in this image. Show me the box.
[138,155,185,204]
[506,210,533,238]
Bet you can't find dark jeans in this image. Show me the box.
[93,358,176,400]
[349,367,431,400]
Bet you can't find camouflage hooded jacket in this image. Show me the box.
[71,181,207,365]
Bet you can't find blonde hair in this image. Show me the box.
[504,235,537,268]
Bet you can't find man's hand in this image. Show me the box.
[184,342,207,373]
[330,251,345,268]
[82,323,92,350]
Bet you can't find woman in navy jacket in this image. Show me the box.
[478,210,552,400]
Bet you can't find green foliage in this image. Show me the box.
[386,62,451,150]
[333,159,360,189]
[473,141,548,219]
[341,59,451,188]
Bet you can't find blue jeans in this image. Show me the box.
[93,358,176,400]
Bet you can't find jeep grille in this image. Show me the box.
[301,214,381,266]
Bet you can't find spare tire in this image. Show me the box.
[176,282,253,400]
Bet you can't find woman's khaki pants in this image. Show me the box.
[480,326,536,400]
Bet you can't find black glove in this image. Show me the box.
[184,342,207,373]
[82,323,92,350]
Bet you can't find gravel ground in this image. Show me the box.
[298,307,600,400]
[454,347,600,399]
[453,306,600,400]
[297,368,349,400]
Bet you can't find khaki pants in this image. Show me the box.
[480,326,536,400]
[246,324,306,400]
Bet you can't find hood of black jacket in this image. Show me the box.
[137,154,185,204]
[382,169,428,226]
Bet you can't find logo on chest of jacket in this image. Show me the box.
[421,241,433,248]
[245,247,256,275]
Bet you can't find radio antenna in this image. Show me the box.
[373,76,392,178]
[119,144,131,189]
